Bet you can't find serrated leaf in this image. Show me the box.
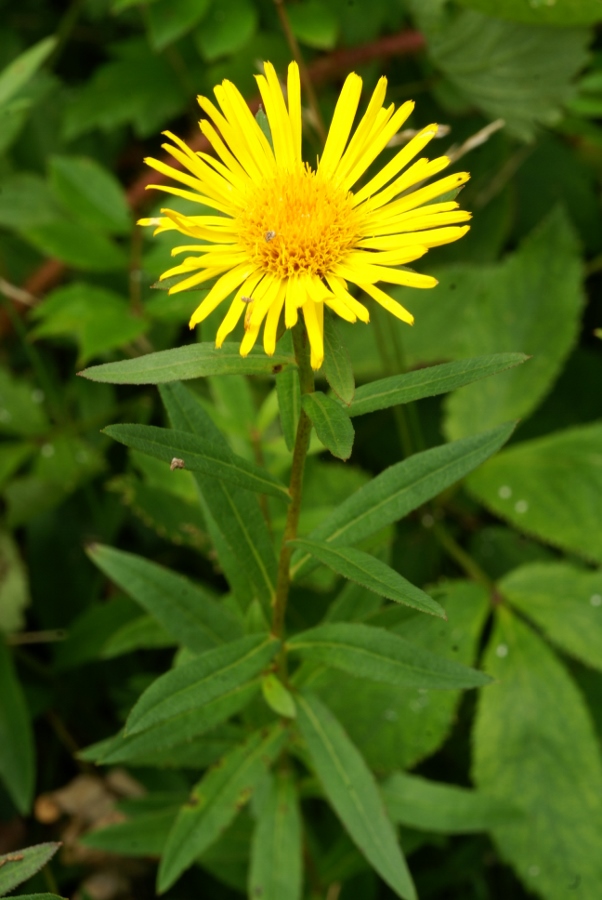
[457,0,602,25]
[302,392,354,460]
[288,623,490,690]
[349,354,528,418]
[467,422,602,565]
[158,724,289,892]
[473,609,602,899]
[296,693,415,900]
[249,772,302,900]
[104,423,290,502]
[0,843,60,895]
[501,562,602,672]
[292,422,515,580]
[323,312,355,405]
[126,634,280,735]
[80,342,294,384]
[0,643,34,815]
[262,674,297,719]
[290,539,444,618]
[147,0,210,50]
[0,36,56,109]
[382,772,519,834]
[88,544,242,653]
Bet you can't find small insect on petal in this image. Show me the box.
[265,230,277,242]
[241,296,254,303]
[170,458,185,470]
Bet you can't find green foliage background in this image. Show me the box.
[0,0,601,898]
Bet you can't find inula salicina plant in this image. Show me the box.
[1,2,602,899]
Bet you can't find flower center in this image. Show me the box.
[237,165,361,279]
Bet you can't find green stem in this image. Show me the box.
[272,323,314,640]
[431,519,495,594]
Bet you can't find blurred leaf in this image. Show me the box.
[31,283,147,363]
[194,0,258,61]
[101,614,176,658]
[288,0,339,49]
[53,596,138,671]
[382,772,519,834]
[457,0,602,25]
[473,608,602,899]
[276,365,301,452]
[104,423,290,500]
[88,544,243,654]
[302,391,354,460]
[467,422,602,565]
[81,342,295,383]
[501,562,602,672]
[289,622,490,689]
[0,173,60,229]
[249,772,302,900]
[81,804,178,856]
[0,531,30,634]
[125,634,280,735]
[323,312,355,406]
[292,423,515,580]
[10,895,66,899]
[261,674,297,719]
[158,724,289,892]
[0,369,48,437]
[147,0,211,50]
[296,692,415,900]
[290,540,445,618]
[23,221,127,272]
[0,36,56,109]
[0,643,35,814]
[0,444,34,490]
[49,155,131,235]
[350,354,528,418]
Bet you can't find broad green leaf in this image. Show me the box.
[291,539,444,618]
[302,392,354,460]
[288,0,339,49]
[160,382,278,613]
[501,562,602,672]
[158,724,289,892]
[310,581,489,773]
[0,843,60,895]
[457,0,602,25]
[0,37,56,109]
[126,634,280,735]
[80,681,261,765]
[249,772,302,900]
[48,156,130,235]
[0,531,30,634]
[23,220,127,271]
[147,0,210,50]
[194,0,257,61]
[80,342,294,383]
[323,310,355,406]
[467,422,602,565]
[473,609,602,899]
[382,772,519,834]
[0,643,34,814]
[101,614,176,658]
[262,674,297,719]
[292,422,515,580]
[288,623,490,690]
[88,544,242,653]
[0,173,60,229]
[426,11,589,139]
[104,423,290,501]
[296,692,415,900]
[323,579,383,623]
[0,368,48,437]
[349,354,528,418]
[276,366,301,451]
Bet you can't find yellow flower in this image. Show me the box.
[140,62,471,369]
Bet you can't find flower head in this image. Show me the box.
[140,62,471,369]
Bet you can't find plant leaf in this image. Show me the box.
[0,37,56,109]
[249,772,303,900]
[296,692,415,900]
[288,623,490,689]
[302,392,354,460]
[290,539,445,618]
[323,313,355,406]
[0,843,61,896]
[158,724,289,892]
[276,366,301,451]
[261,674,297,719]
[456,0,602,26]
[0,643,35,815]
[79,342,295,384]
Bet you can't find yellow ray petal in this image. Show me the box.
[377,171,471,220]
[302,299,324,369]
[359,281,414,324]
[263,281,287,356]
[333,77,390,181]
[188,263,255,324]
[345,245,428,268]
[318,72,363,179]
[325,274,370,322]
[215,271,265,347]
[287,61,302,165]
[361,156,451,213]
[255,62,296,169]
[145,182,230,214]
[339,100,415,192]
[198,93,264,182]
[340,263,437,289]
[352,124,441,205]
[360,209,472,241]
[219,80,276,174]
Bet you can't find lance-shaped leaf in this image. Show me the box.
[0,643,35,815]
[290,539,445,619]
[292,422,515,579]
[10,894,66,899]
[302,392,354,460]
[348,354,528,417]
[276,366,301,451]
[296,692,415,900]
[262,674,297,719]
[88,544,242,654]
[0,36,56,109]
[323,313,355,406]
[160,383,278,614]
[79,342,295,384]
[0,843,61,896]
[158,724,289,892]
[382,772,520,834]
[288,623,489,689]
[249,772,303,900]
[104,424,290,502]
[126,635,280,735]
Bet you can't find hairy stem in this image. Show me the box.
[272,323,315,639]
